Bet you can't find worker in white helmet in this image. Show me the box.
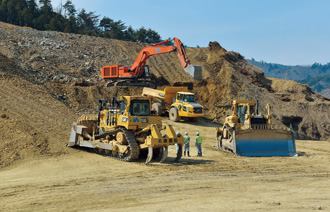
[183,132,190,157]
[195,132,202,156]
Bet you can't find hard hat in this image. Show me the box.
[197,132,199,136]
[176,132,180,136]
[185,132,188,135]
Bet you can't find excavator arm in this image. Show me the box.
[129,37,191,78]
[101,37,202,88]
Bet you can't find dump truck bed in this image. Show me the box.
[142,87,188,105]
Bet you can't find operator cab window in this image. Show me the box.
[119,101,126,115]
[237,105,247,123]
[130,100,150,116]
[250,105,255,115]
[185,95,195,102]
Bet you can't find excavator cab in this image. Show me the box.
[139,65,150,79]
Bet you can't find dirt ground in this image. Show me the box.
[1,118,330,211]
[0,22,329,211]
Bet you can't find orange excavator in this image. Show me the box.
[101,37,202,88]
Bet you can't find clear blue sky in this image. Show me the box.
[51,0,330,65]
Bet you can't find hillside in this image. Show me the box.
[248,59,330,97]
[0,21,329,168]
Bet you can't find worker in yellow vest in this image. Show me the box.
[195,132,202,156]
[183,132,190,157]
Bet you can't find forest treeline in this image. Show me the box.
[0,0,162,43]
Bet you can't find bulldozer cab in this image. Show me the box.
[232,100,256,123]
[176,92,195,103]
[118,96,152,116]
[130,99,150,116]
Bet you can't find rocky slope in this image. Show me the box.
[0,22,329,167]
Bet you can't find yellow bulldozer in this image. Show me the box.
[216,100,297,156]
[67,96,184,164]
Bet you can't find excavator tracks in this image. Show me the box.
[105,79,157,88]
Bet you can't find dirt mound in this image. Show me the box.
[0,22,329,167]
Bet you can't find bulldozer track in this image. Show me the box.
[92,128,140,162]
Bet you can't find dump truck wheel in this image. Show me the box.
[152,103,162,116]
[169,107,180,122]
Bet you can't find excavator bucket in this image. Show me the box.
[184,65,202,80]
[234,129,297,157]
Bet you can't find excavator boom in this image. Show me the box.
[101,37,202,88]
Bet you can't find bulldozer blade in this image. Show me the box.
[234,129,297,157]
[173,145,182,162]
[184,65,202,80]
[145,147,153,164]
[160,146,168,163]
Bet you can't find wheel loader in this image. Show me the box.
[216,100,297,156]
[67,96,184,164]
[142,86,203,122]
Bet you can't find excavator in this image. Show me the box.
[101,37,202,88]
[216,100,297,157]
[68,95,184,164]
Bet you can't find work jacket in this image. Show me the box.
[196,136,202,144]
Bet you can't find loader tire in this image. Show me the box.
[169,107,180,122]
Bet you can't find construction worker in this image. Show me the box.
[195,132,202,156]
[183,132,190,157]
[174,132,182,162]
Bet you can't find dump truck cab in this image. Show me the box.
[171,91,203,120]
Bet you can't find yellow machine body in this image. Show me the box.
[68,96,184,164]
[216,100,296,157]
[142,87,204,122]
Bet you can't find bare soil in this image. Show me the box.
[1,119,330,211]
[0,22,330,211]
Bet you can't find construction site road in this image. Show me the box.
[1,119,330,211]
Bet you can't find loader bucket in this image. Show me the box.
[184,65,202,80]
[234,129,297,157]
